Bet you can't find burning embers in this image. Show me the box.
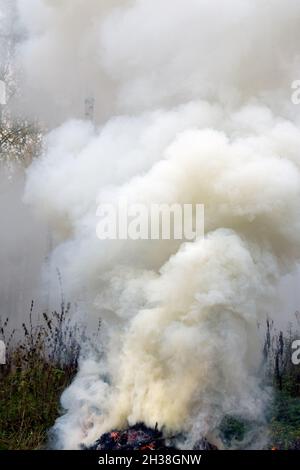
[91,424,170,451]
[90,423,218,451]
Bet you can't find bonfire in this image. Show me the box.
[90,423,218,451]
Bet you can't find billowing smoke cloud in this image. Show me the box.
[15,0,300,121]
[14,0,300,448]
[0,168,49,330]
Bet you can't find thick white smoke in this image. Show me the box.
[14,0,300,448]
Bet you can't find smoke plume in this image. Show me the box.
[13,0,300,448]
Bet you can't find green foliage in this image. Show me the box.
[219,416,246,446]
[270,391,300,449]
[219,315,300,450]
[0,300,100,450]
[264,315,300,449]
[0,361,72,449]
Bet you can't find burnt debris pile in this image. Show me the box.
[90,423,219,451]
[91,423,173,451]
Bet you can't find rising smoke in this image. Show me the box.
[10,0,300,448]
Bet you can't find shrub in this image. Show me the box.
[0,300,100,450]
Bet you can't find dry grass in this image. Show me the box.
[0,300,100,450]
